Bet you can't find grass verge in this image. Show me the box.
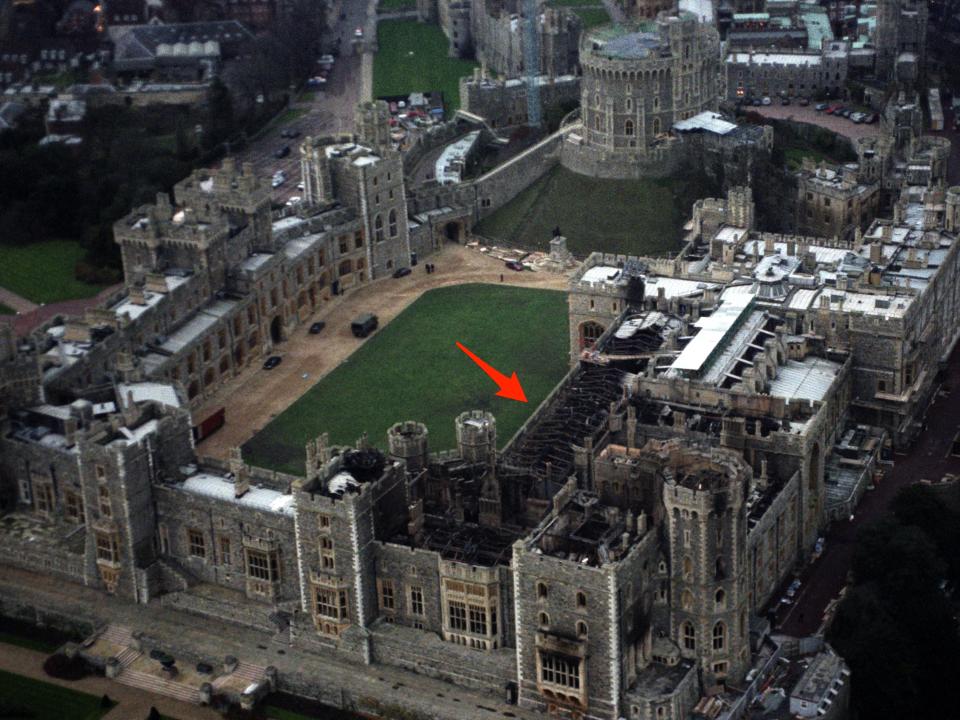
[0,241,108,304]
[0,669,113,720]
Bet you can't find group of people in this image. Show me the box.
[425,263,437,274]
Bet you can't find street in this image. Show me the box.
[233,0,372,205]
[779,344,960,636]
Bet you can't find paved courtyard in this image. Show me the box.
[749,103,881,142]
[195,244,571,462]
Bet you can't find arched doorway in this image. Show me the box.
[443,221,461,243]
[270,316,283,344]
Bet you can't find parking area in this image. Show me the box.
[747,102,882,142]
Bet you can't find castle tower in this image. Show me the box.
[299,137,335,206]
[726,186,754,229]
[455,410,497,465]
[387,421,429,473]
[945,187,960,233]
[355,100,392,152]
[663,450,751,685]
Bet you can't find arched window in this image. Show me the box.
[715,556,725,579]
[626,97,633,111]
[537,582,548,599]
[576,591,587,608]
[576,621,588,637]
[594,113,603,132]
[538,611,549,627]
[715,588,725,607]
[388,209,397,238]
[374,214,384,242]
[681,590,693,610]
[682,556,693,579]
[625,119,634,136]
[712,622,726,651]
[594,93,600,107]
[654,97,660,111]
[579,321,605,350]
[653,118,661,134]
[682,621,696,650]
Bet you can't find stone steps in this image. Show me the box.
[116,667,202,704]
[99,624,133,647]
[213,661,266,688]
[115,646,142,668]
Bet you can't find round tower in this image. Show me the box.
[455,410,497,465]
[945,187,960,233]
[387,421,429,473]
[663,449,751,685]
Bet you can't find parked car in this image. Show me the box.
[296,181,304,191]
[825,104,840,114]
[274,145,291,159]
[752,98,762,106]
[761,96,772,105]
[263,356,282,370]
[280,128,300,139]
[839,108,853,118]
[309,321,326,335]
[798,97,809,106]
[271,175,286,189]
[354,26,364,38]
[851,112,866,123]
[815,102,829,112]
[351,313,378,338]
[285,196,302,206]
[780,96,790,105]
[866,113,879,124]
[318,54,335,68]
[392,267,412,278]
[505,260,524,271]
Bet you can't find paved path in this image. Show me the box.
[0,641,220,720]
[779,342,960,636]
[0,286,39,314]
[195,244,571,461]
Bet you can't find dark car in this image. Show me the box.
[263,356,282,370]
[392,267,412,278]
[752,98,762,106]
[274,146,291,159]
[280,129,301,139]
[798,97,809,106]
[505,260,524,271]
[351,313,378,338]
[309,321,326,335]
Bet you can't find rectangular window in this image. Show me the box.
[96,532,119,563]
[320,537,335,570]
[540,653,581,690]
[319,514,331,529]
[449,601,467,631]
[35,483,54,514]
[219,536,231,566]
[188,529,206,559]
[314,586,349,621]
[469,605,487,635]
[410,586,425,616]
[247,549,271,580]
[98,485,111,517]
[379,579,396,611]
[65,490,84,523]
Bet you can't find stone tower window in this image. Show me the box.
[576,620,587,637]
[374,214,384,242]
[98,485,112,518]
[626,98,633,112]
[682,621,696,649]
[538,611,550,628]
[682,556,693,580]
[409,586,425,616]
[320,537,335,570]
[653,118,661,135]
[681,590,693,610]
[625,120,634,136]
[388,209,398,238]
[537,581,548,599]
[712,622,726,651]
[715,588,725,607]
[188,529,205,559]
[576,591,587,608]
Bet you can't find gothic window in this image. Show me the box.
[654,97,660,111]
[712,622,726,651]
[626,97,633,112]
[576,591,587,608]
[469,605,488,634]
[65,490,84,523]
[219,536,231,566]
[246,550,272,581]
[378,579,396,611]
[449,600,467,631]
[715,588,725,607]
[682,621,696,650]
[579,321,604,350]
[98,485,111,518]
[594,113,603,132]
[538,611,550,628]
[388,209,398,238]
[410,586,425,616]
[715,556,726,579]
[625,119,635,136]
[374,214,384,242]
[314,586,349,621]
[95,531,119,563]
[537,581,548,599]
[320,536,335,570]
[576,621,588,637]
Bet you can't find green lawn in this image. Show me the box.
[378,0,417,9]
[574,7,612,27]
[243,284,569,475]
[784,146,838,170]
[474,165,684,258]
[0,241,108,304]
[0,629,61,653]
[0,303,13,315]
[0,670,112,720]
[374,20,480,113]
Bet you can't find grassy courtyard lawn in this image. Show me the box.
[784,146,838,170]
[243,284,569,475]
[574,7,612,27]
[475,165,684,257]
[374,20,479,113]
[378,0,417,9]
[0,241,108,304]
[0,670,112,720]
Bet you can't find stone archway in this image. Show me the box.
[270,316,283,344]
[443,221,463,243]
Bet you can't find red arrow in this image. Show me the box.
[456,341,528,403]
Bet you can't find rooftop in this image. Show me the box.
[179,472,294,516]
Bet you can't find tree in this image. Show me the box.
[204,78,235,149]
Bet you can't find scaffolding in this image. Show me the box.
[522,0,542,127]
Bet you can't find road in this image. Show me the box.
[778,345,960,636]
[233,0,373,205]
